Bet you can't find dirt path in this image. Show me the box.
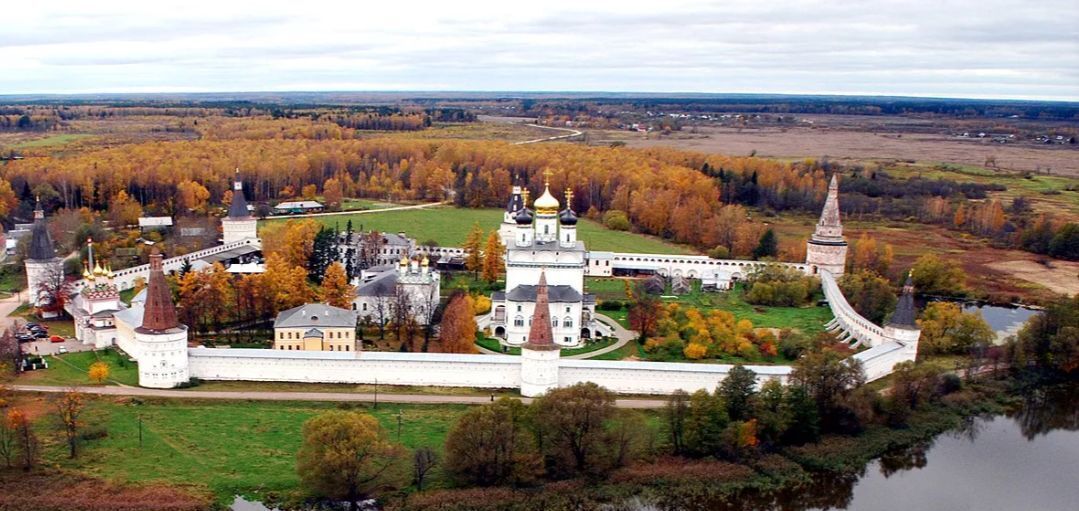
[11,384,669,408]
[267,201,449,220]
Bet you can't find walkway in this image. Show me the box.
[267,201,449,220]
[565,313,636,359]
[512,124,583,145]
[473,313,637,359]
[10,384,668,409]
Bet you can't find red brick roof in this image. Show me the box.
[523,270,558,351]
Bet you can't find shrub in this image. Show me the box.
[940,373,962,394]
[602,210,631,231]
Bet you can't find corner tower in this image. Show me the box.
[222,170,258,244]
[884,271,921,352]
[806,174,848,276]
[520,270,560,397]
[25,199,64,316]
[134,249,190,388]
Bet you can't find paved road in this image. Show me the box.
[266,200,449,220]
[11,384,669,408]
[565,313,636,359]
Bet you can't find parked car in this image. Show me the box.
[27,323,47,331]
[16,334,34,343]
[33,331,49,339]
[58,346,68,354]
[49,335,65,343]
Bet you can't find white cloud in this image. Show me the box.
[1,0,1077,100]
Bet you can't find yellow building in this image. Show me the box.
[273,303,358,352]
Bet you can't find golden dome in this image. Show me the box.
[421,254,429,266]
[399,256,408,266]
[82,266,92,279]
[534,184,560,215]
[93,263,103,276]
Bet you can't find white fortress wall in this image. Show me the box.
[188,348,807,394]
[853,342,911,382]
[188,349,523,389]
[558,359,791,394]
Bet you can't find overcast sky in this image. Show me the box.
[3,0,1077,100]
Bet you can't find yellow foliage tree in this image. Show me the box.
[481,231,505,283]
[319,262,355,309]
[88,361,110,384]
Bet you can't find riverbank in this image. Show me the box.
[384,376,1028,511]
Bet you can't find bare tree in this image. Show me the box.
[358,231,384,270]
[412,446,438,491]
[417,285,440,351]
[35,265,72,317]
[373,294,392,340]
[0,410,16,468]
[392,285,416,350]
[0,327,23,376]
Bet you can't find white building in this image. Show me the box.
[67,240,124,348]
[221,173,259,244]
[489,178,601,348]
[353,256,440,325]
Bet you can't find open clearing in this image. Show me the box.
[586,125,1079,177]
[262,206,695,254]
[985,259,1079,296]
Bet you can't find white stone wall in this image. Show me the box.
[590,252,811,279]
[135,327,190,388]
[222,218,258,244]
[187,348,800,395]
[25,257,62,308]
[189,349,523,389]
[559,360,791,394]
[499,300,584,346]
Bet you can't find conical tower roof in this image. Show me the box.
[811,174,843,241]
[28,198,56,260]
[523,270,557,351]
[888,271,918,329]
[227,171,251,219]
[139,249,180,332]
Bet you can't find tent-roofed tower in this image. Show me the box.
[222,169,258,244]
[520,270,561,397]
[806,174,848,276]
[132,248,190,388]
[25,198,64,316]
[884,270,921,351]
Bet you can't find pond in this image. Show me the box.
[665,382,1079,511]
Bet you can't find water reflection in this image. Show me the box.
[638,382,1079,511]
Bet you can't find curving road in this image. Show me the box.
[512,124,583,145]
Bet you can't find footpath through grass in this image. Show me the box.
[262,207,694,254]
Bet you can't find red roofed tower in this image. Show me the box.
[520,269,561,397]
[139,249,179,332]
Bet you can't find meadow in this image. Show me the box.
[36,397,471,505]
[21,349,139,386]
[262,206,695,254]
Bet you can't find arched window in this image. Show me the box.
[563,317,573,328]
[514,316,525,327]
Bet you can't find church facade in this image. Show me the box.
[489,177,602,348]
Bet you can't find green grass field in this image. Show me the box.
[9,133,93,149]
[586,277,832,334]
[44,399,470,504]
[22,349,139,386]
[261,206,694,254]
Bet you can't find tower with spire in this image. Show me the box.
[520,270,561,397]
[884,271,921,351]
[805,174,848,276]
[25,198,64,316]
[222,170,258,244]
[130,249,190,388]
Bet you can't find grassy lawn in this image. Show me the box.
[586,278,833,334]
[591,339,645,361]
[262,206,694,254]
[475,336,618,357]
[20,349,140,386]
[43,399,471,504]
[0,264,26,296]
